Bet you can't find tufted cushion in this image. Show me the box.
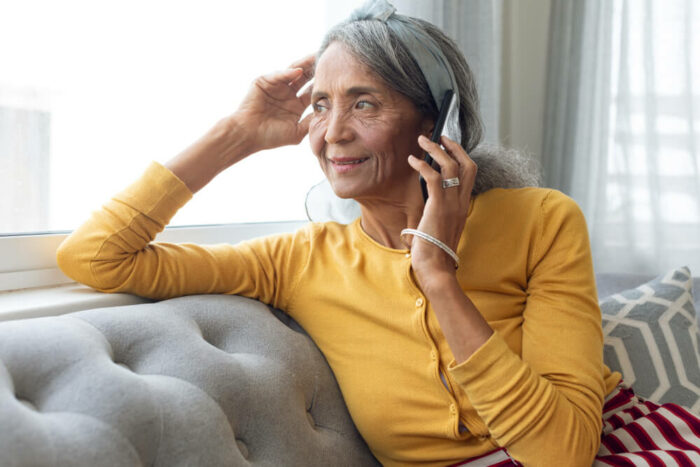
[0,295,379,466]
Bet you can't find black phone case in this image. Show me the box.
[419,89,455,202]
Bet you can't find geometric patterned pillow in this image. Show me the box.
[600,266,700,415]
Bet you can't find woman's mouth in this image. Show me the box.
[329,157,370,173]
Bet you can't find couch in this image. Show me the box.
[0,270,698,466]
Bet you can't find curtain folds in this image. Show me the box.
[542,0,700,275]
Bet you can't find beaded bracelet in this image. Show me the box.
[400,228,459,269]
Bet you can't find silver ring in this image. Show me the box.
[442,177,460,189]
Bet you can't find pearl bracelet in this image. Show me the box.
[400,228,459,269]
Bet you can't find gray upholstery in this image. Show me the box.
[1,274,696,466]
[0,295,379,467]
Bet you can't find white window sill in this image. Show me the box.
[0,283,149,322]
[0,220,309,320]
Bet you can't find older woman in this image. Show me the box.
[57,1,700,466]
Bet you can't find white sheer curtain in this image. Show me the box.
[543,0,700,275]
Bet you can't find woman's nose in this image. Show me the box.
[324,109,353,144]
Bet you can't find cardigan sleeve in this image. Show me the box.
[56,161,311,310]
[447,190,606,467]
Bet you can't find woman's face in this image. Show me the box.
[309,42,432,201]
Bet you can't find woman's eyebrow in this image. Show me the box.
[311,86,382,100]
[345,86,381,96]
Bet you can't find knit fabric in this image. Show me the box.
[451,379,700,466]
[57,161,622,466]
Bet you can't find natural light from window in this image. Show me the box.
[0,0,339,234]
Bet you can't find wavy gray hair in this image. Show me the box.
[317,14,541,194]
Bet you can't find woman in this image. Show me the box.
[57,1,700,466]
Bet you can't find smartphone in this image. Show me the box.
[419,89,455,202]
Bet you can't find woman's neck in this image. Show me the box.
[358,194,424,250]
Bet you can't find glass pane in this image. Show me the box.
[0,0,330,234]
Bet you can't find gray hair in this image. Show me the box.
[317,14,541,194]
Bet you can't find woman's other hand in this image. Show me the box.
[406,135,477,291]
[166,54,315,193]
[233,54,315,155]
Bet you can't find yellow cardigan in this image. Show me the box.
[57,161,622,466]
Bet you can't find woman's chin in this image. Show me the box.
[330,187,360,200]
[327,181,366,200]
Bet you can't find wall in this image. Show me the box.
[500,0,552,163]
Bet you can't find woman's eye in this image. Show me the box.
[313,102,328,113]
[356,100,374,110]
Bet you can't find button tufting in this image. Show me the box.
[307,411,316,427]
[17,398,36,411]
[115,362,131,372]
[235,439,249,459]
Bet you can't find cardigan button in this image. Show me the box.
[415,298,424,307]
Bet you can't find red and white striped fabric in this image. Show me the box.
[595,380,700,466]
[450,380,700,466]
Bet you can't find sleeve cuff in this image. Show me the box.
[448,330,522,389]
[114,161,193,226]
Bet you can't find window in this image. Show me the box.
[0,0,363,293]
[595,0,700,273]
[0,0,340,235]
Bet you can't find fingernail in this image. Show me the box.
[418,135,428,143]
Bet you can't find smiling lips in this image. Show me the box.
[329,157,370,173]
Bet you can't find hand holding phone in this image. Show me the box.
[419,89,455,202]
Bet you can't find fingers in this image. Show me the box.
[256,67,312,104]
[407,155,443,198]
[298,84,312,108]
[440,136,478,188]
[417,135,460,177]
[289,72,312,95]
[259,67,304,89]
[289,53,316,72]
[254,55,315,100]
[440,135,474,169]
[289,54,315,94]
[296,113,313,141]
[418,135,477,181]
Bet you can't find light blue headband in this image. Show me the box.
[349,0,460,137]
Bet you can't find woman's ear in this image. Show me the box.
[421,118,435,139]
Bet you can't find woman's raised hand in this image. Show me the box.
[233,54,315,154]
[405,135,477,290]
[165,54,315,194]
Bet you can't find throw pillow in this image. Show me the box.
[600,266,700,415]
